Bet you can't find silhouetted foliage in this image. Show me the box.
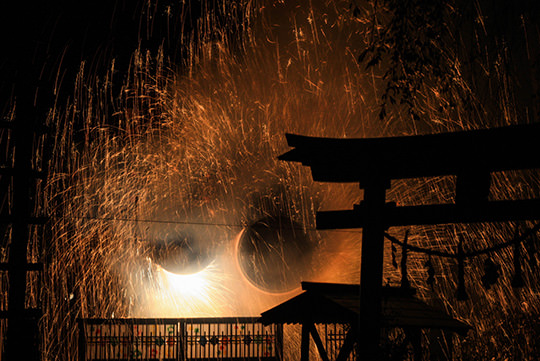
[354,0,458,120]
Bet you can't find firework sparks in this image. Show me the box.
[22,0,540,360]
[138,261,232,317]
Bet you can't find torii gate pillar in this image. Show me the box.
[357,178,389,359]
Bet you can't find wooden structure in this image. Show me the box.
[0,117,48,360]
[1,5,53,358]
[278,123,540,359]
[260,282,469,360]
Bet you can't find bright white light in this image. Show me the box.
[163,264,214,297]
[135,260,233,317]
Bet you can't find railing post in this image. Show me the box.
[275,323,284,361]
[300,323,310,361]
[78,319,86,361]
[178,319,186,361]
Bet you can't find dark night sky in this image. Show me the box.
[1,1,539,123]
[0,0,198,117]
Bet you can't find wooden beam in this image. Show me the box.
[0,167,47,179]
[5,106,41,361]
[0,263,43,271]
[0,120,50,134]
[317,199,540,229]
[0,215,48,224]
[307,324,330,361]
[404,328,422,361]
[0,308,42,319]
[335,325,358,361]
[279,124,540,183]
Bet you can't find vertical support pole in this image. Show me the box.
[401,230,410,289]
[455,238,468,301]
[179,320,187,361]
[358,178,389,360]
[276,323,284,361]
[5,107,39,361]
[512,240,525,288]
[300,323,310,361]
[78,319,86,361]
[1,3,53,357]
[405,328,422,361]
[308,324,330,361]
[335,324,358,361]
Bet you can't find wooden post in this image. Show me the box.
[400,231,410,289]
[405,328,422,360]
[308,324,330,361]
[301,323,310,361]
[5,106,39,361]
[276,323,284,361]
[358,178,389,360]
[78,319,86,361]
[336,325,358,361]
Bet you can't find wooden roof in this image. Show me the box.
[278,123,540,183]
[260,282,470,334]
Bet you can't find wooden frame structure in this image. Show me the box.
[260,282,470,360]
[278,123,540,359]
[1,115,48,360]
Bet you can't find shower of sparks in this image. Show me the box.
[18,1,538,360]
[164,267,213,297]
[140,261,232,317]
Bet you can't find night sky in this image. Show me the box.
[2,0,539,124]
[0,0,200,119]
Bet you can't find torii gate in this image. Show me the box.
[278,123,540,360]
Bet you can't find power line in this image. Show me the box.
[70,215,364,234]
[67,215,540,249]
[76,215,244,228]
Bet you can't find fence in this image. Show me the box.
[78,317,283,361]
[315,324,357,361]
